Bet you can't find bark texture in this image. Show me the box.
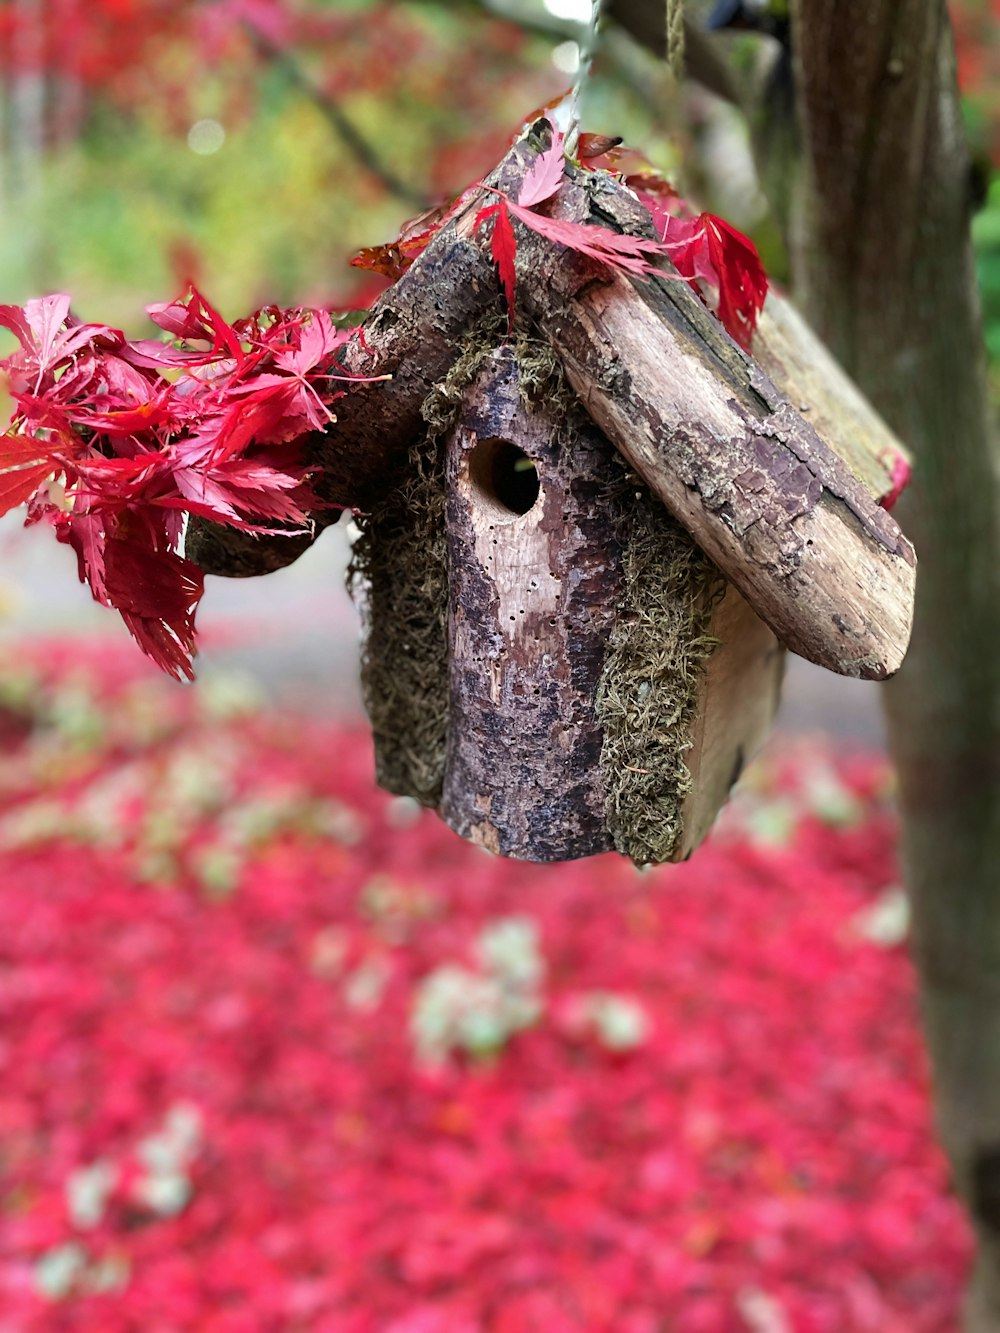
[186,143,534,577]
[512,169,915,679]
[784,5,1000,1326]
[440,347,622,860]
[435,344,783,863]
[753,294,910,503]
[189,127,915,696]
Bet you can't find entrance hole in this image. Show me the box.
[467,437,541,521]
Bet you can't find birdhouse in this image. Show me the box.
[189,131,915,865]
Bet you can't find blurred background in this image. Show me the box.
[3,0,955,734]
[1,2,999,1329]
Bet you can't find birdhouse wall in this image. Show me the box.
[440,348,623,860]
[350,340,784,864]
[347,324,509,808]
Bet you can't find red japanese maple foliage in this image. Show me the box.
[0,645,972,1330]
[357,121,769,344]
[1,118,768,682]
[640,198,770,352]
[0,0,464,124]
[0,289,356,680]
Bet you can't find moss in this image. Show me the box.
[507,339,727,864]
[347,315,506,805]
[348,432,449,805]
[596,460,725,865]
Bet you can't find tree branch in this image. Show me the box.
[244,25,430,211]
[604,0,746,107]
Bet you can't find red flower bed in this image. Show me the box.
[0,642,970,1330]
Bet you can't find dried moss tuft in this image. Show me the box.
[347,317,506,805]
[504,340,728,864]
[596,461,726,865]
[348,434,449,805]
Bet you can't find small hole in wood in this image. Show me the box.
[467,437,540,521]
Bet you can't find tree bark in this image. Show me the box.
[784,4,1000,1326]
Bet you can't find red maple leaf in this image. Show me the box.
[474,203,519,327]
[877,451,912,511]
[640,196,767,349]
[0,287,342,680]
[516,130,566,209]
[475,127,669,325]
[350,189,478,280]
[102,534,204,682]
[0,436,58,518]
[507,200,666,278]
[0,294,122,389]
[702,214,769,349]
[576,132,624,161]
[147,285,247,365]
[167,456,313,529]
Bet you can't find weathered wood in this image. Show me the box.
[753,291,911,503]
[675,585,785,859]
[189,127,915,686]
[437,345,785,863]
[186,142,535,577]
[502,169,916,679]
[440,348,621,860]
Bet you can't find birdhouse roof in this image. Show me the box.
[192,132,915,680]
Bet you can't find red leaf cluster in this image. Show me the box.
[0,646,972,1331]
[0,289,355,679]
[637,192,769,350]
[359,120,768,346]
[472,130,683,330]
[1,113,769,683]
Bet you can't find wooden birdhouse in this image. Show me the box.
[189,129,916,865]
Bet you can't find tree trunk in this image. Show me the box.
[785,4,1000,1326]
[10,0,44,196]
[605,0,1000,1317]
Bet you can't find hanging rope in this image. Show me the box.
[567,0,602,150]
[665,0,685,82]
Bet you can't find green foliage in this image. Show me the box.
[0,99,404,332]
[972,174,1000,395]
